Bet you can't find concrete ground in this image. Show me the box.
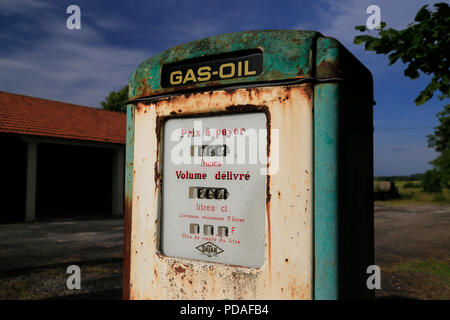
[0,204,448,299]
[374,204,450,300]
[0,218,123,299]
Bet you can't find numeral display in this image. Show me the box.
[190,145,229,157]
[189,187,229,200]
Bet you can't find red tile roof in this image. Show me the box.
[0,91,126,144]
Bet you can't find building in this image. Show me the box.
[0,91,126,223]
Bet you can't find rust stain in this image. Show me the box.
[127,84,313,300]
[154,160,161,187]
[122,194,132,300]
[174,266,186,274]
[265,201,271,275]
[265,105,272,159]
[266,175,271,204]
[265,118,272,280]
[154,114,163,191]
[225,104,261,113]
[317,59,340,79]
[155,115,163,144]
[303,85,312,101]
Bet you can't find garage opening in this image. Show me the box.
[0,134,27,223]
[35,143,113,220]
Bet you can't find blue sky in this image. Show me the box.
[0,0,447,176]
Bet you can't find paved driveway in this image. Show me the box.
[0,218,123,299]
[0,204,448,299]
[375,204,450,299]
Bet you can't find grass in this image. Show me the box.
[393,260,450,279]
[380,259,450,300]
[375,180,450,205]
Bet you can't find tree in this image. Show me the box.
[354,3,449,106]
[422,168,442,192]
[354,3,450,189]
[431,149,450,188]
[100,85,128,113]
[428,104,450,152]
[428,105,450,187]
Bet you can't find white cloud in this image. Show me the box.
[0,1,264,107]
[0,0,55,16]
[291,0,444,76]
[90,13,134,31]
[0,8,150,107]
[310,0,442,46]
[0,58,36,70]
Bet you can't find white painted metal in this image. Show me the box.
[128,84,313,299]
[161,113,266,267]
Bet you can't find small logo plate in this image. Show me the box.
[196,242,224,257]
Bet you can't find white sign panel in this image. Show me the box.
[161,113,267,268]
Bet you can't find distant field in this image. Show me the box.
[375,180,450,205]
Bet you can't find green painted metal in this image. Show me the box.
[123,103,135,299]
[313,36,341,300]
[316,37,340,79]
[314,83,340,300]
[314,36,374,300]
[125,104,135,214]
[129,30,319,100]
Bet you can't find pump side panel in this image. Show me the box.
[123,104,135,300]
[314,36,374,299]
[314,83,340,300]
[127,84,313,299]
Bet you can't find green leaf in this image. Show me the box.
[415,5,430,22]
[365,38,381,51]
[354,25,367,32]
[353,35,375,45]
[353,2,450,106]
[100,85,129,112]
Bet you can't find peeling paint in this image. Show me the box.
[125,84,313,299]
[128,30,321,100]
